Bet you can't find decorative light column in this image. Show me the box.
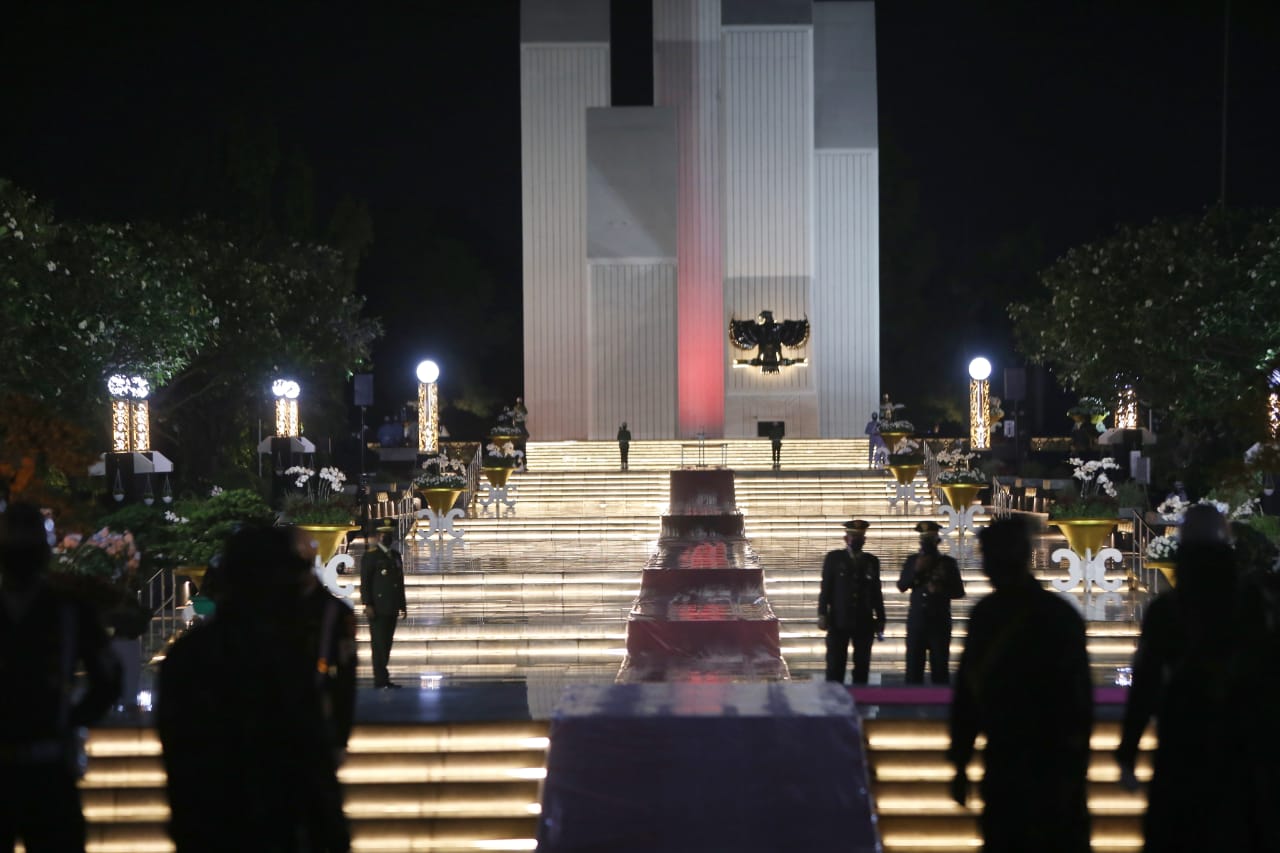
[968,357,991,451]
[271,379,301,437]
[107,374,152,451]
[416,360,440,455]
[1269,370,1280,440]
[1116,385,1138,430]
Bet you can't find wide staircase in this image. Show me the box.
[376,439,1143,687]
[83,439,1148,851]
[77,721,550,852]
[866,716,1154,852]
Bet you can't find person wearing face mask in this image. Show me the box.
[360,520,407,689]
[818,519,886,684]
[897,520,965,684]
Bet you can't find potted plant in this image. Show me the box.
[282,467,357,564]
[413,452,469,514]
[1145,534,1179,588]
[1068,396,1109,429]
[886,437,924,485]
[878,418,915,453]
[1050,457,1121,555]
[936,447,986,507]
[481,440,523,488]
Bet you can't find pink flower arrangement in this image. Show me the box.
[54,527,142,585]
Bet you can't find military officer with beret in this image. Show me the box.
[818,519,886,684]
[360,521,407,689]
[897,520,965,684]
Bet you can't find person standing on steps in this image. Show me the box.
[897,520,965,684]
[865,412,887,467]
[768,422,784,469]
[818,519,886,684]
[617,422,632,471]
[360,521,406,689]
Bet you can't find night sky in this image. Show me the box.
[4,0,1279,433]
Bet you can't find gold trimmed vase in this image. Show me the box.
[1051,518,1119,555]
[940,483,983,508]
[887,464,921,486]
[418,487,463,515]
[482,467,515,488]
[1146,559,1176,588]
[295,524,358,565]
[879,431,912,453]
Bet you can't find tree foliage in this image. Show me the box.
[0,179,381,483]
[1009,208,1280,478]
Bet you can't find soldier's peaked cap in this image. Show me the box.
[843,519,870,532]
[375,519,396,532]
[914,520,942,533]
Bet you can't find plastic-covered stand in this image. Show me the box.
[617,469,788,682]
[536,682,882,853]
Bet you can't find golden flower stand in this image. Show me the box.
[478,467,518,516]
[1050,518,1124,593]
[415,487,466,539]
[294,524,358,566]
[939,483,985,538]
[1146,559,1176,589]
[885,463,924,514]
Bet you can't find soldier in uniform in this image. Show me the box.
[897,520,966,684]
[617,422,632,471]
[360,520,406,689]
[818,519,886,684]
[0,503,121,853]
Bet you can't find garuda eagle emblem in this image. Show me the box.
[728,310,810,374]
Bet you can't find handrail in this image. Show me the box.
[139,563,179,661]
[1128,509,1163,594]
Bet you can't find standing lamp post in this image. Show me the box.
[1115,385,1138,430]
[968,357,991,451]
[416,360,440,457]
[272,379,301,437]
[259,378,315,507]
[95,374,173,503]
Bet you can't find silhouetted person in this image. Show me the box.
[949,517,1092,853]
[897,520,965,684]
[1116,504,1239,853]
[0,503,121,853]
[818,519,885,684]
[157,525,350,852]
[290,528,357,761]
[865,413,886,467]
[1224,521,1280,852]
[360,521,406,688]
[617,422,631,471]
[768,422,784,468]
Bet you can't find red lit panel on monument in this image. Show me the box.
[679,541,728,568]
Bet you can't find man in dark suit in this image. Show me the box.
[360,521,406,689]
[897,520,965,684]
[818,519,886,684]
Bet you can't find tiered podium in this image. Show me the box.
[617,469,789,681]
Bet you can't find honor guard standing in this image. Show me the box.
[360,520,406,689]
[818,519,886,684]
[897,520,966,684]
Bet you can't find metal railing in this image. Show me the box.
[139,564,180,660]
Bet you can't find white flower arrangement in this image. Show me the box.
[164,511,189,525]
[1157,495,1191,522]
[414,453,468,489]
[882,419,915,433]
[209,485,224,497]
[1067,456,1120,499]
[1146,535,1179,560]
[484,441,525,467]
